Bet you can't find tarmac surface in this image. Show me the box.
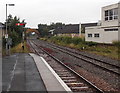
[2,53,47,92]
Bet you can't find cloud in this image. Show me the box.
[0,0,119,28]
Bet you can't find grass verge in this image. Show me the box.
[11,41,32,53]
[2,41,32,56]
[41,36,120,60]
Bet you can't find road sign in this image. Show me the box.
[5,34,8,39]
[7,38,12,45]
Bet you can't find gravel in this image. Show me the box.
[31,39,120,92]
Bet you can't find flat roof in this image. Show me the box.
[102,3,118,9]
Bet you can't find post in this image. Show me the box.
[22,25,25,51]
[5,4,8,55]
[118,2,120,41]
[6,4,7,35]
[5,4,15,55]
[79,23,82,37]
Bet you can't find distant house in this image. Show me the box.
[49,29,55,35]
[55,24,79,37]
[79,23,97,34]
[52,23,97,37]
[85,2,120,43]
[26,28,39,34]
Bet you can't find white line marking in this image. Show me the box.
[40,57,72,93]
[7,56,18,91]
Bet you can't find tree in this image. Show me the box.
[38,22,65,37]
[3,14,26,47]
[38,24,49,37]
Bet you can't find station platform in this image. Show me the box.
[2,53,71,93]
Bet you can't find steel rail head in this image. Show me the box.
[29,40,105,93]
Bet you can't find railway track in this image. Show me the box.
[28,39,104,93]
[34,40,120,76]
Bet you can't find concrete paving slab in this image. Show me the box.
[30,53,72,93]
[25,54,47,91]
[2,53,47,92]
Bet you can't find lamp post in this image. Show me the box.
[5,4,15,55]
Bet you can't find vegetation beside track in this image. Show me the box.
[11,41,31,53]
[40,36,120,60]
[2,41,31,56]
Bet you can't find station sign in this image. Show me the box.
[7,38,12,45]
[5,34,8,39]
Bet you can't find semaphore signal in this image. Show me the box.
[16,23,26,26]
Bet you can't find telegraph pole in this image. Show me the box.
[5,4,15,55]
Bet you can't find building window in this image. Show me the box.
[105,8,118,21]
[88,34,92,37]
[105,10,109,20]
[114,8,118,19]
[104,28,118,31]
[94,33,100,37]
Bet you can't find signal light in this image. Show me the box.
[16,23,26,26]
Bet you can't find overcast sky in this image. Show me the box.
[0,0,119,28]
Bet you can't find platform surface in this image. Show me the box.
[2,53,71,93]
[2,53,47,92]
[30,53,71,92]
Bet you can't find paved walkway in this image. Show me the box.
[2,53,47,92]
[30,53,71,92]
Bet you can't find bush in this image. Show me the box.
[2,37,6,48]
[50,36,85,45]
[72,37,84,45]
[62,36,72,44]
[112,41,120,47]
[77,44,88,50]
[85,41,98,46]
[10,31,22,47]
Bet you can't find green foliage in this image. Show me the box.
[48,22,65,29]
[10,30,22,47]
[72,37,84,45]
[76,43,88,50]
[38,24,49,37]
[112,41,120,47]
[38,22,65,37]
[85,41,98,46]
[61,36,72,44]
[3,14,26,48]
[50,36,85,45]
[2,37,6,48]
[11,42,31,53]
[47,36,119,60]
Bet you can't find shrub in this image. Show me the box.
[112,41,120,47]
[72,37,84,45]
[85,41,98,46]
[2,37,6,48]
[62,36,72,44]
[77,43,88,50]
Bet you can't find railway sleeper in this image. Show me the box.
[55,70,68,72]
[66,82,85,87]
[61,76,76,79]
[63,79,77,83]
[57,73,73,76]
[70,86,91,92]
[57,72,71,74]
[52,66,64,68]
[59,74,73,77]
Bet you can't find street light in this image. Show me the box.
[5,4,15,55]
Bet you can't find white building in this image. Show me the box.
[85,2,120,44]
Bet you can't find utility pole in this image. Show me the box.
[5,4,8,55]
[5,4,15,55]
[16,23,26,51]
